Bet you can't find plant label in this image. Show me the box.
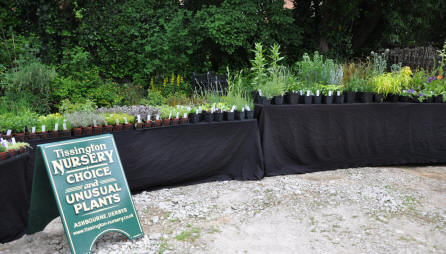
[55,123,59,131]
[63,122,67,131]
[124,117,128,125]
[42,125,46,132]
[147,115,151,121]
[231,105,236,112]
[328,91,333,96]
[93,120,97,128]
[245,105,251,111]
[3,141,8,149]
[137,115,141,123]
[316,90,320,96]
[306,90,311,96]
[258,89,262,96]
[300,90,304,95]
[337,91,341,96]
[176,112,179,119]
[168,113,172,119]
[11,137,16,145]
[115,119,120,126]
[187,107,191,112]
[183,113,187,118]
[27,135,143,254]
[32,127,36,133]
[6,130,12,136]
[155,114,160,121]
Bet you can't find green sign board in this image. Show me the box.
[27,134,143,254]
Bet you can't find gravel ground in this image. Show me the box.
[1,166,445,254]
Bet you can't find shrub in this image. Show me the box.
[146,89,166,106]
[59,99,96,114]
[3,61,56,114]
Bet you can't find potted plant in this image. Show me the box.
[39,124,49,139]
[13,115,27,142]
[154,114,162,127]
[26,126,38,140]
[245,104,254,119]
[0,145,8,160]
[373,73,402,103]
[334,86,345,104]
[303,90,313,104]
[65,112,89,136]
[188,108,200,124]
[312,84,323,104]
[213,104,224,122]
[235,108,245,120]
[399,90,411,102]
[12,142,30,154]
[200,104,214,122]
[103,120,113,133]
[61,119,71,137]
[122,114,134,131]
[180,112,189,125]
[322,85,338,104]
[224,106,235,121]
[344,78,362,103]
[144,115,153,128]
[135,114,143,129]
[285,91,299,104]
[171,111,180,126]
[160,106,172,127]
[93,122,103,135]
[358,80,375,103]
[259,80,285,105]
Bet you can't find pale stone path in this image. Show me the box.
[1,166,445,254]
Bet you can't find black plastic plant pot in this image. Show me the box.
[257,96,270,105]
[313,95,322,104]
[434,95,444,103]
[399,96,409,102]
[273,95,284,105]
[426,97,434,103]
[304,95,313,104]
[374,94,384,103]
[202,111,213,122]
[334,95,344,104]
[359,92,374,103]
[213,112,223,122]
[323,96,333,104]
[235,110,245,120]
[251,90,260,103]
[285,92,299,104]
[245,110,254,119]
[344,92,356,103]
[390,94,400,103]
[224,111,235,121]
[188,114,199,124]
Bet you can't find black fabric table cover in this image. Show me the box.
[256,103,446,176]
[1,120,263,243]
[0,152,30,243]
[26,120,264,191]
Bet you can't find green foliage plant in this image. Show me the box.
[372,73,402,96]
[59,99,96,114]
[250,43,267,90]
[3,61,56,114]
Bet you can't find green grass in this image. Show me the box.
[175,227,201,242]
